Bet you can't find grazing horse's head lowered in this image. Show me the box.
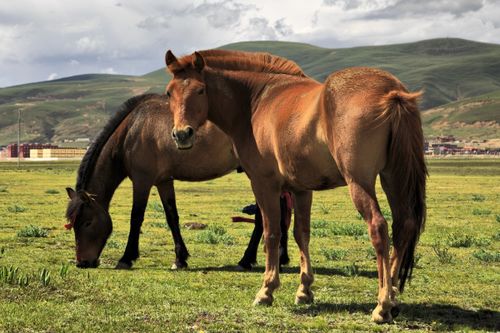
[65,187,112,268]
[165,50,208,150]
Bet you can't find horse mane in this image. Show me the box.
[75,93,158,191]
[177,50,306,77]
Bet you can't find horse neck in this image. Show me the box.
[204,69,255,136]
[84,141,126,211]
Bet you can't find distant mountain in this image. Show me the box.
[1,38,499,145]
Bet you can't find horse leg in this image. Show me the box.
[293,191,314,304]
[238,204,263,270]
[380,173,418,318]
[157,180,190,269]
[279,196,290,266]
[116,182,151,269]
[348,181,394,323]
[252,183,282,306]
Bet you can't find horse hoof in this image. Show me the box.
[279,256,290,266]
[236,264,250,271]
[171,262,188,270]
[253,294,273,306]
[237,261,253,270]
[115,261,132,270]
[390,304,401,318]
[371,307,393,324]
[295,291,314,305]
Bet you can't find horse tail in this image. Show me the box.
[378,90,427,292]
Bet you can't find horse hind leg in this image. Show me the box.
[238,205,263,270]
[157,180,190,269]
[380,172,419,318]
[348,181,394,323]
[279,195,291,267]
[238,196,290,270]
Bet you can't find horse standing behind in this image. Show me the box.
[164,50,427,323]
[65,93,290,271]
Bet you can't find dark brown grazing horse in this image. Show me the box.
[64,93,290,270]
[164,50,427,323]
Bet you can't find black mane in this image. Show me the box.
[76,93,158,191]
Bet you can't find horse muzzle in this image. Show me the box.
[171,126,195,150]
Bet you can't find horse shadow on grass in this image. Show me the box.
[292,302,499,331]
[186,265,378,278]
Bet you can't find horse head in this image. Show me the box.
[165,50,208,150]
[65,187,112,268]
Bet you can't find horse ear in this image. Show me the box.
[165,50,181,74]
[66,187,76,200]
[192,51,205,73]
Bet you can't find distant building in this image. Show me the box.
[6,143,58,158]
[29,147,87,159]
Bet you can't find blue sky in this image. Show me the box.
[1,0,499,87]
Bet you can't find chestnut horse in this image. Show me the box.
[65,93,290,270]
[164,50,427,323]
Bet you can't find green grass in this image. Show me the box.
[17,225,49,238]
[0,159,499,331]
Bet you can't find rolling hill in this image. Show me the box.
[1,38,499,145]
[422,89,500,140]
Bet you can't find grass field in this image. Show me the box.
[0,159,499,332]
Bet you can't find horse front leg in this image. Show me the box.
[116,182,151,269]
[293,191,314,304]
[157,180,190,269]
[252,183,282,306]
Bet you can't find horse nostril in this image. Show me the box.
[171,129,177,140]
[186,126,194,138]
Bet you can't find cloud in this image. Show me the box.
[75,36,105,54]
[274,18,293,36]
[363,0,485,19]
[47,73,58,80]
[100,67,117,74]
[191,0,256,29]
[137,15,171,30]
[0,0,499,87]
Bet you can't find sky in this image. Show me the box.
[1,0,499,87]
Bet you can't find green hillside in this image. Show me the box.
[422,89,500,140]
[0,73,169,145]
[1,38,499,145]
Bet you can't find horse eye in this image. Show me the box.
[197,88,204,95]
[166,91,171,98]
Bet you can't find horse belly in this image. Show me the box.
[280,144,345,191]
